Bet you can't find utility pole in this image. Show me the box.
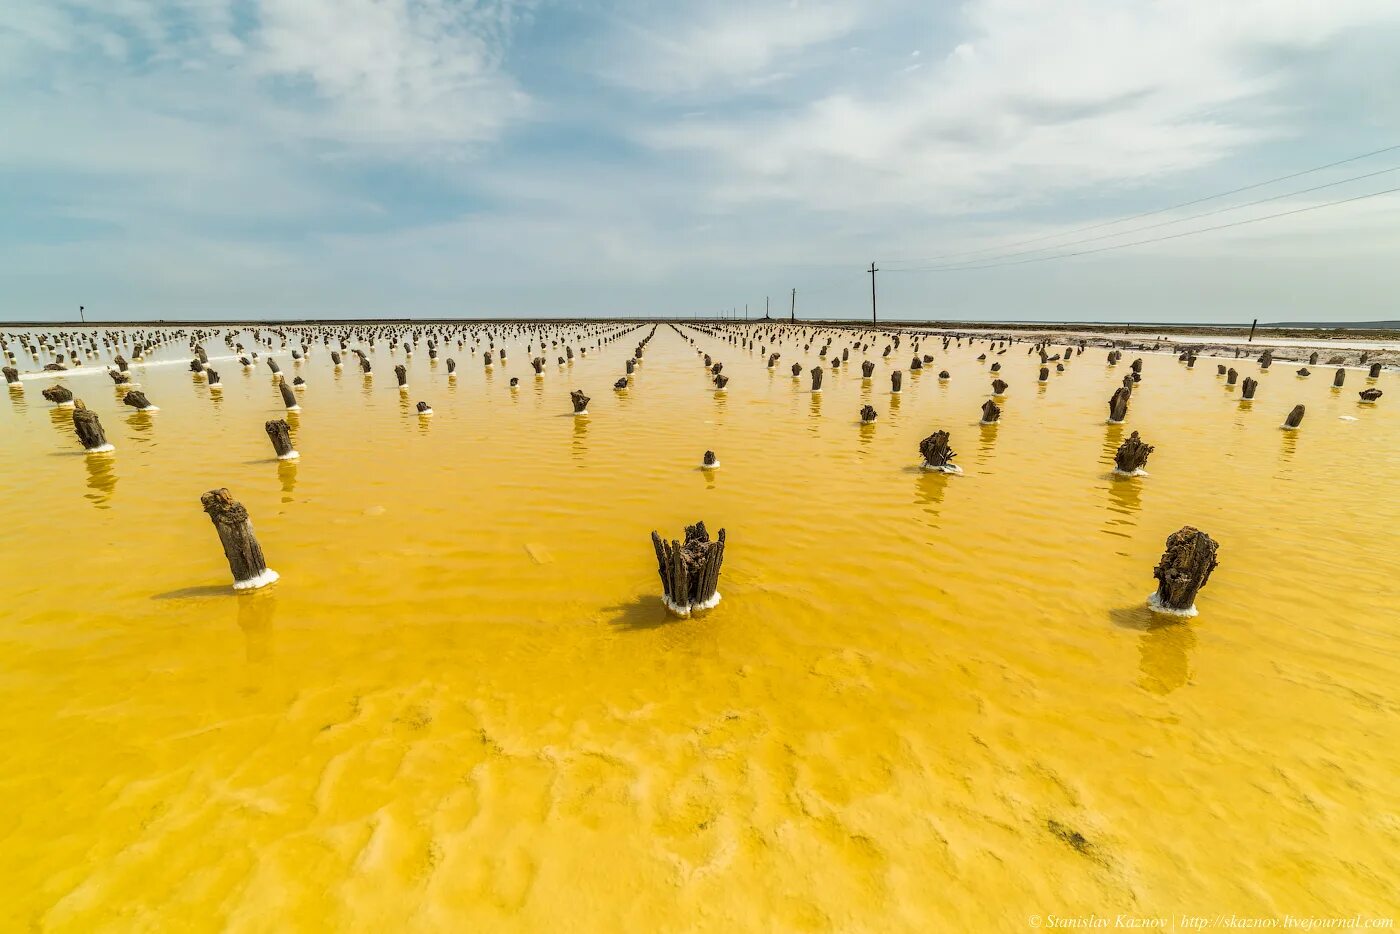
[790,288,796,322]
[744,303,748,321]
[79,305,85,324]
[1248,318,1257,342]
[869,262,879,325]
[765,296,770,318]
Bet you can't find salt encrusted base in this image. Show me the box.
[285,404,301,412]
[134,405,159,411]
[56,401,76,408]
[920,463,963,474]
[1147,591,1197,618]
[1112,468,1149,477]
[1107,417,1125,425]
[662,591,722,618]
[1279,424,1300,430]
[979,418,998,426]
[574,409,589,416]
[418,408,434,416]
[234,568,280,591]
[701,459,721,469]
[276,450,300,461]
[84,443,116,454]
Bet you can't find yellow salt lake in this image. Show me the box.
[1,323,1397,931]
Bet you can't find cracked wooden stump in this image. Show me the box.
[1333,368,1346,388]
[201,488,278,590]
[918,430,957,471]
[265,418,297,459]
[859,404,877,424]
[1241,377,1258,400]
[72,401,111,452]
[279,381,299,410]
[1150,526,1218,616]
[1114,431,1153,474]
[122,390,156,411]
[1108,386,1131,423]
[980,399,1000,424]
[1282,404,1305,429]
[3,366,20,386]
[650,521,726,617]
[891,370,902,393]
[702,450,719,469]
[42,384,74,405]
[1359,388,1382,402]
[571,390,590,414]
[991,378,1008,396]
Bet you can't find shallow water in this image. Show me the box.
[2,324,1398,931]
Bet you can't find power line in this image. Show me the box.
[886,164,1400,271]
[883,185,1400,273]
[879,142,1400,266]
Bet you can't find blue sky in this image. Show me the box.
[2,0,1399,322]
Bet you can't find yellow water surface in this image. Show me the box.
[1,322,1397,931]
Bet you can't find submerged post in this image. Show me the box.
[1333,368,1346,388]
[1149,526,1219,616]
[859,404,877,423]
[200,488,278,590]
[1113,431,1153,475]
[980,399,1000,424]
[265,418,298,459]
[650,521,726,617]
[891,370,902,393]
[918,430,958,472]
[122,390,157,411]
[42,384,75,406]
[72,401,113,452]
[1283,404,1305,429]
[280,381,299,411]
[571,389,590,414]
[1241,377,1258,400]
[1108,387,1130,423]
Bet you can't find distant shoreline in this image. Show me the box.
[3,316,1398,342]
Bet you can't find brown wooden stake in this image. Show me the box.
[265,418,297,458]
[280,381,299,410]
[650,522,726,617]
[122,390,156,410]
[1333,368,1346,388]
[1359,388,1383,402]
[1108,386,1131,423]
[571,390,590,413]
[859,404,877,423]
[1114,431,1153,474]
[891,370,902,393]
[1150,526,1218,615]
[1283,404,1305,428]
[42,384,74,405]
[201,488,278,590]
[918,430,957,470]
[1241,377,1257,400]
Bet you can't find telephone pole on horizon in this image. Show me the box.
[790,288,796,322]
[869,262,878,325]
[79,305,85,324]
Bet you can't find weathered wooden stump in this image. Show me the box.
[811,367,823,392]
[510,377,520,387]
[650,521,726,617]
[1368,363,1381,378]
[1241,377,1258,400]
[918,430,958,471]
[42,384,74,406]
[910,357,923,371]
[416,401,433,415]
[1282,404,1305,429]
[859,404,877,423]
[1359,388,1383,402]
[122,390,157,411]
[446,358,456,374]
[626,358,635,374]
[714,374,729,390]
[702,450,719,469]
[1108,386,1131,423]
[359,356,372,374]
[891,370,902,393]
[938,370,950,379]
[1149,526,1218,616]
[1259,350,1273,370]
[791,362,802,377]
[395,364,409,388]
[267,358,281,377]
[991,378,1008,396]
[4,366,20,386]
[114,355,129,373]
[1309,352,1319,365]
[768,353,781,368]
[331,350,342,367]
[1296,368,1310,377]
[190,359,205,374]
[265,418,297,459]
[72,401,112,452]
[201,488,278,590]
[1226,368,1238,386]
[207,368,221,387]
[980,399,1000,424]
[292,376,306,388]
[1039,366,1049,382]
[571,390,590,414]
[1216,364,1226,376]
[1332,368,1346,388]
[990,362,1001,372]
[532,357,545,374]
[613,376,628,390]
[1114,431,1153,474]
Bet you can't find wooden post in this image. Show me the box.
[201,488,278,590]
[1333,368,1346,388]
[811,367,823,392]
[72,401,111,451]
[447,358,456,375]
[791,362,802,377]
[571,390,590,414]
[207,368,221,387]
[1359,388,1382,402]
[1113,431,1153,474]
[395,364,409,388]
[910,356,922,371]
[859,404,877,423]
[891,370,902,393]
[702,450,719,469]
[265,418,298,459]
[3,366,19,386]
[279,381,299,411]
[918,430,958,472]
[1282,404,1305,429]
[1108,387,1131,423]
[991,378,1008,396]
[714,374,729,390]
[613,377,628,390]
[1240,377,1258,400]
[1150,526,1219,616]
[1369,363,1382,378]
[42,384,74,406]
[122,390,157,411]
[1039,366,1049,382]
[1226,368,1238,385]
[938,370,950,379]
[416,401,434,416]
[861,360,874,378]
[980,399,1000,424]
[1296,368,1310,377]
[1309,352,1319,365]
[650,521,726,617]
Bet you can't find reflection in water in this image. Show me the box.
[236,591,277,666]
[1103,476,1143,541]
[858,422,876,450]
[976,423,998,467]
[278,460,298,500]
[84,454,118,508]
[1101,423,1125,468]
[914,469,947,530]
[572,413,589,462]
[889,393,901,413]
[1139,620,1197,695]
[127,410,154,436]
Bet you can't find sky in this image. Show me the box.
[2,0,1400,323]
